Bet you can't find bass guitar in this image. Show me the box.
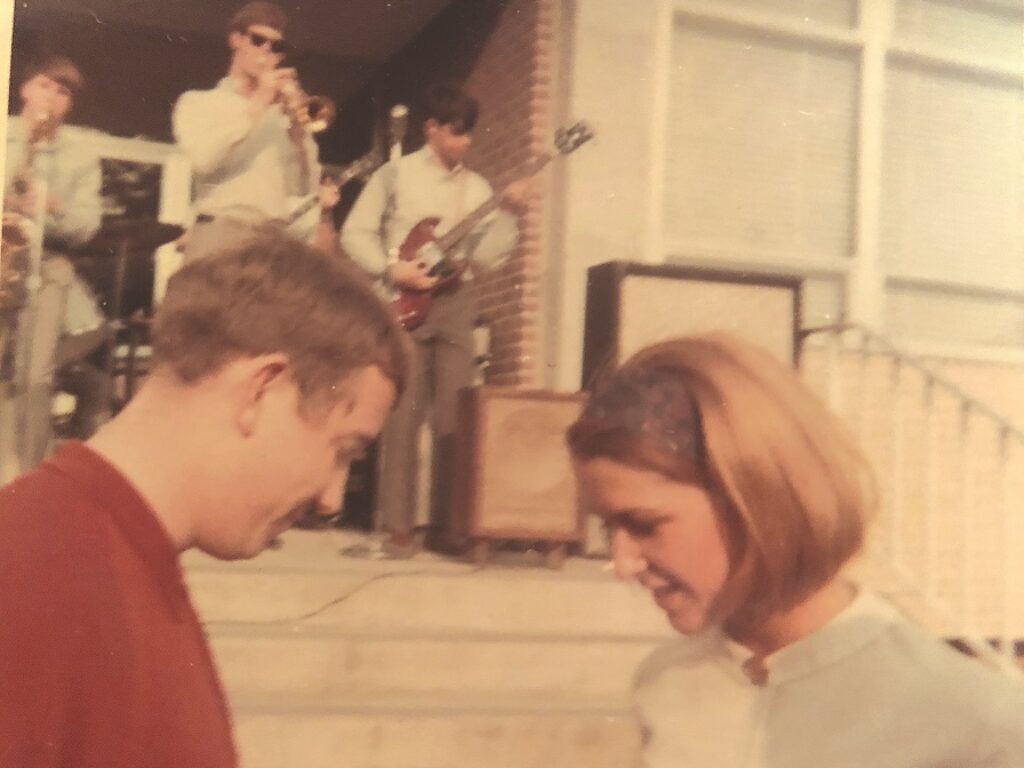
[392,121,594,331]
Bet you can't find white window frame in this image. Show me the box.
[648,0,1024,363]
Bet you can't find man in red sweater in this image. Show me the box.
[0,229,407,766]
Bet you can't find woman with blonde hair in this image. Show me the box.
[568,333,1023,767]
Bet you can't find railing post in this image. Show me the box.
[998,427,1015,666]
[852,329,870,448]
[886,358,905,561]
[922,377,938,602]
[825,329,843,413]
[958,403,975,632]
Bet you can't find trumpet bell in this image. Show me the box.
[304,95,337,134]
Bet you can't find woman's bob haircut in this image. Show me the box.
[568,333,877,633]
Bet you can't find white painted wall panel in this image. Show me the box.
[700,0,858,28]
[886,285,1024,347]
[664,20,858,263]
[881,64,1024,289]
[894,0,1024,65]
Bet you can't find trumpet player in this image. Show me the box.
[172,1,322,261]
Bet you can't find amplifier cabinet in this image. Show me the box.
[582,261,802,388]
[451,387,588,558]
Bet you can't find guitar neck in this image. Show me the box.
[286,156,375,226]
[435,152,553,252]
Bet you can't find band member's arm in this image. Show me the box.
[312,178,341,258]
[339,166,391,280]
[283,124,320,198]
[462,178,526,273]
[47,150,103,247]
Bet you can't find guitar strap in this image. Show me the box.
[381,161,398,262]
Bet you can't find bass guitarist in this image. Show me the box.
[341,81,528,555]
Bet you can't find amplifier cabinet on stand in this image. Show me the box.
[582,261,803,388]
[451,386,588,568]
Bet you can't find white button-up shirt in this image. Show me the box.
[340,145,517,282]
[172,77,320,222]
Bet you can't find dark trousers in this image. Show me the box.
[376,286,476,536]
[55,359,112,439]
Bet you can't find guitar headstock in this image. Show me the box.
[339,146,385,185]
[554,122,595,156]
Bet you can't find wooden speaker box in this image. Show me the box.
[451,387,588,566]
[582,261,802,387]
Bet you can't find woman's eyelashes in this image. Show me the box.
[603,511,666,539]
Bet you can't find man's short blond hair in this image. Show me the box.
[568,333,876,633]
[152,229,407,414]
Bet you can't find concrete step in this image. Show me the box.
[189,568,670,637]
[231,694,641,768]
[187,532,654,767]
[210,625,664,701]
[184,532,672,639]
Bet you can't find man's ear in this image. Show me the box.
[423,118,439,138]
[235,353,290,437]
[228,30,244,53]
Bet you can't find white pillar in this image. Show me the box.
[643,0,673,265]
[846,0,892,329]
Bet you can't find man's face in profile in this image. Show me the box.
[197,364,396,560]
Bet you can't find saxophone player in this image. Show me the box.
[5,56,102,250]
[4,55,107,467]
[172,1,322,261]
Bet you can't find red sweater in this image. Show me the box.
[0,442,237,767]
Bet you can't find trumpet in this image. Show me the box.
[280,78,336,134]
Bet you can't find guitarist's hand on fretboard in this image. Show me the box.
[387,259,441,292]
[318,178,341,213]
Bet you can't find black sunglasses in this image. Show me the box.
[245,30,288,55]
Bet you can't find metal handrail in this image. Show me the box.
[799,322,1024,442]
[800,322,1023,678]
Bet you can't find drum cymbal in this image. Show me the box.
[82,219,185,254]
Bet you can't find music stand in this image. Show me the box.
[81,219,184,400]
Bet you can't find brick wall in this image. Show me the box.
[339,0,556,386]
[463,0,554,387]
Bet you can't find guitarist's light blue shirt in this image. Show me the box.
[341,145,518,285]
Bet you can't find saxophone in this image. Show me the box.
[1,112,53,372]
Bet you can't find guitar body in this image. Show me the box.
[387,120,594,332]
[392,288,432,332]
[391,216,464,332]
